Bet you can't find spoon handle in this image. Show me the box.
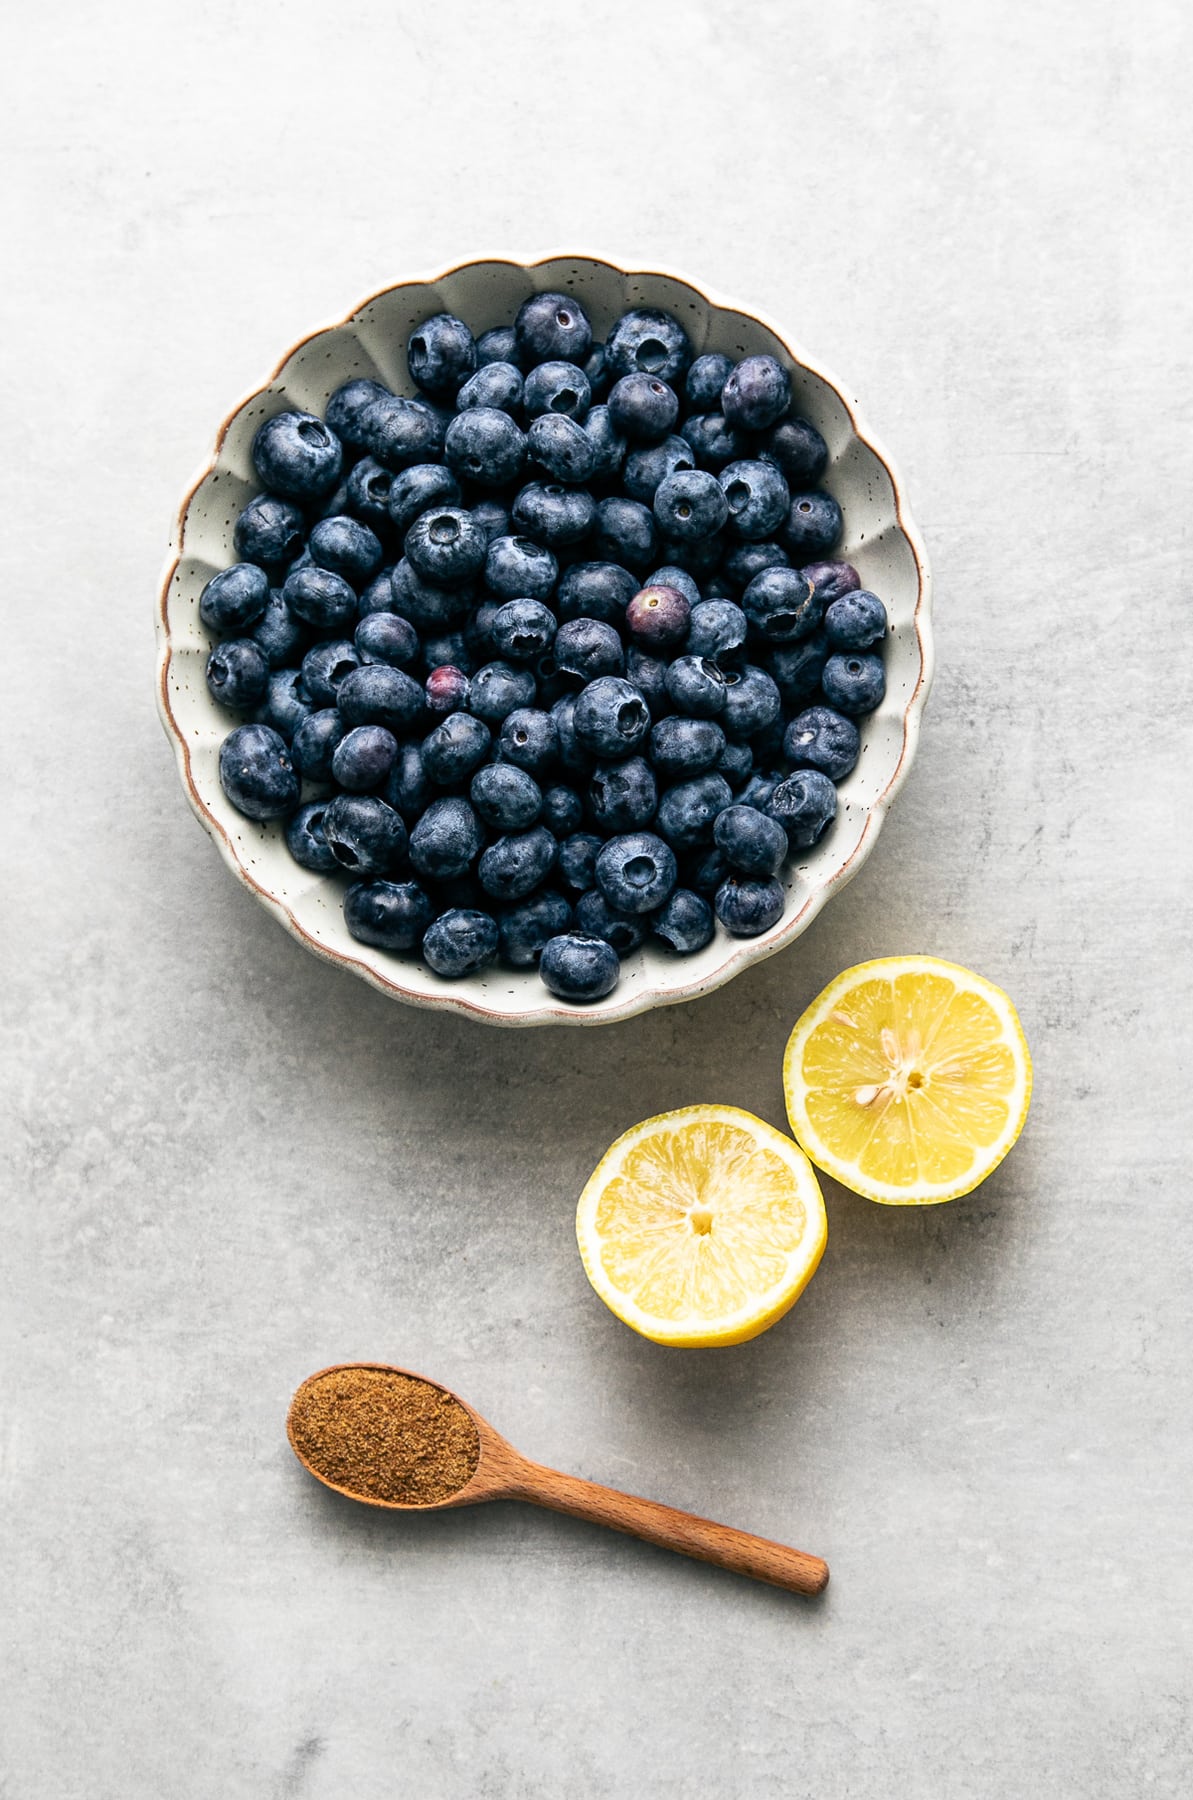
[512,1461,828,1596]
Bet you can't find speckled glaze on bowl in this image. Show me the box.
[156,253,933,1027]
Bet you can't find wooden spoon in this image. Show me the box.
[287,1362,828,1598]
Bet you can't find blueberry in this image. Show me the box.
[821,651,886,715]
[528,413,596,484]
[583,405,627,482]
[250,590,307,669]
[421,712,491,785]
[344,879,434,952]
[649,716,725,781]
[477,325,523,368]
[206,639,269,712]
[665,656,728,718]
[515,292,593,366]
[405,507,488,586]
[623,435,696,504]
[282,564,358,632]
[409,797,484,880]
[738,770,783,813]
[652,889,715,954]
[573,677,651,759]
[511,481,596,547]
[479,826,557,902]
[523,360,592,421]
[407,313,476,399]
[357,568,399,618]
[713,803,788,877]
[384,740,431,819]
[285,801,340,873]
[497,707,558,775]
[604,308,692,384]
[331,724,398,791]
[469,660,538,724]
[742,566,822,642]
[424,665,472,714]
[200,563,270,633]
[721,541,789,591]
[804,559,862,608]
[456,360,523,414]
[218,722,299,820]
[588,757,658,834]
[595,831,677,914]
[714,875,785,936]
[390,558,469,633]
[680,412,747,471]
[291,708,344,782]
[471,763,542,831]
[762,416,828,487]
[549,619,620,685]
[608,373,679,444]
[480,534,553,602]
[583,343,610,401]
[470,498,511,544]
[386,464,461,535]
[686,352,734,412]
[300,640,361,709]
[308,516,383,587]
[767,633,830,707]
[251,411,343,503]
[445,408,526,488]
[355,612,419,669]
[686,600,747,661]
[360,394,443,471]
[766,770,838,849]
[557,832,602,892]
[556,561,637,626]
[550,694,594,776]
[539,932,620,1002]
[574,890,649,953]
[718,459,790,542]
[422,908,499,977]
[824,590,887,650]
[339,458,393,529]
[337,664,425,734]
[655,773,733,849]
[644,564,701,608]
[653,469,729,544]
[721,355,791,432]
[783,706,860,781]
[483,600,551,665]
[625,583,691,650]
[591,496,657,570]
[497,890,574,967]
[323,793,407,875]
[686,846,731,896]
[259,668,313,741]
[540,784,583,837]
[721,665,781,741]
[781,491,844,561]
[625,647,670,715]
[715,739,754,788]
[326,378,391,448]
[234,494,306,569]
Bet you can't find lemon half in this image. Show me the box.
[576,1105,827,1347]
[783,956,1032,1205]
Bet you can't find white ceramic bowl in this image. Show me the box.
[157,253,932,1027]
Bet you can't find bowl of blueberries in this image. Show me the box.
[157,253,932,1025]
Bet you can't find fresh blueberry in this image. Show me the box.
[360,394,443,471]
[742,566,822,642]
[721,540,789,591]
[234,494,306,569]
[409,797,484,880]
[486,600,553,663]
[762,416,828,487]
[309,516,383,586]
[407,314,476,399]
[665,655,728,718]
[404,507,488,586]
[291,708,344,782]
[591,496,658,571]
[251,411,343,503]
[685,846,731,896]
[469,660,538,724]
[477,325,523,369]
[821,651,886,715]
[259,668,313,741]
[556,560,637,626]
[384,740,431,819]
[424,665,471,714]
[357,568,398,618]
[285,802,340,874]
[336,663,425,735]
[715,739,754,788]
[625,583,691,650]
[608,373,679,443]
[421,713,491,786]
[595,832,677,914]
[390,558,470,632]
[422,908,499,977]
[572,677,651,759]
[385,464,460,536]
[783,706,860,780]
[200,563,270,633]
[250,591,307,668]
[557,832,602,892]
[583,405,627,482]
[528,413,596,483]
[323,793,407,875]
[652,889,715,954]
[655,773,733,849]
[686,600,747,661]
[766,770,838,848]
[497,890,574,967]
[470,498,511,544]
[326,378,391,449]
[540,784,583,837]
[282,564,358,632]
[714,876,785,936]
[624,647,670,716]
[685,352,734,412]
[548,621,619,687]
[479,826,557,902]
[573,893,648,954]
[719,459,790,542]
[456,361,523,414]
[497,707,558,775]
[523,360,592,421]
[623,435,696,504]
[515,292,593,366]
[738,770,783,813]
[720,665,781,741]
[481,535,555,602]
[331,725,398,791]
[653,469,729,543]
[766,633,830,707]
[588,757,658,834]
[650,718,726,784]
[781,491,844,560]
[340,458,394,529]
[301,639,361,708]
[444,408,526,488]
[604,308,692,384]
[355,612,419,669]
[550,694,594,776]
[824,589,887,650]
[344,879,434,952]
[511,481,596,547]
[680,411,748,471]
[206,639,269,712]
[471,763,542,831]
[804,559,862,608]
[713,804,788,877]
[539,933,620,1002]
[218,722,299,820]
[721,355,791,432]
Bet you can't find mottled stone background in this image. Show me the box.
[3,2,1190,1794]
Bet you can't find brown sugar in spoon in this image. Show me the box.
[287,1362,828,1598]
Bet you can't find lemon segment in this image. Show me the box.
[783,957,1032,1205]
[576,1106,827,1347]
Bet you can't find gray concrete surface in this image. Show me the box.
[3,2,1191,1795]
